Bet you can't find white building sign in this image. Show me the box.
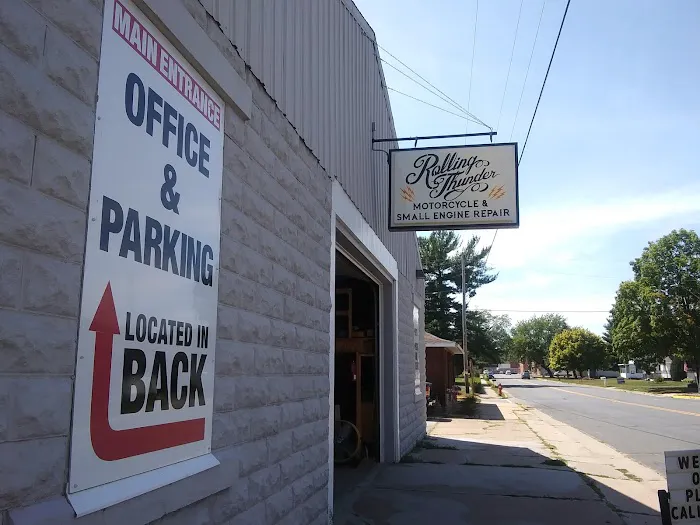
[68,0,224,505]
[389,143,519,231]
[665,450,700,523]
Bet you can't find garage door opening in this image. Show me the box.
[333,250,381,501]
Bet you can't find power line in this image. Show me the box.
[386,87,485,123]
[381,60,473,118]
[466,0,479,135]
[474,309,610,313]
[481,0,572,261]
[496,0,524,134]
[519,0,572,165]
[377,44,492,129]
[509,0,547,141]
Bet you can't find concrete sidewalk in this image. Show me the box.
[334,389,665,524]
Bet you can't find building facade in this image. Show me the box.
[0,0,426,523]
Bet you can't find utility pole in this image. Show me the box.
[461,253,469,392]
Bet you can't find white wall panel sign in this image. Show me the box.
[389,143,519,231]
[68,0,224,497]
[665,450,700,523]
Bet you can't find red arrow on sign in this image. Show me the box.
[89,282,205,461]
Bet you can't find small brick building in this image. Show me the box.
[425,333,464,408]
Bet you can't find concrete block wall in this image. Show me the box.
[0,0,101,518]
[1,0,333,523]
[398,274,426,457]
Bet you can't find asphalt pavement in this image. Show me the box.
[496,374,700,475]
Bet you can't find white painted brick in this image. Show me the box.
[283,296,307,327]
[25,0,102,57]
[211,410,250,449]
[213,376,236,413]
[302,398,323,424]
[282,349,305,375]
[0,244,22,309]
[7,376,72,440]
[278,450,305,488]
[0,44,95,158]
[209,481,249,524]
[230,501,266,525]
[236,309,272,346]
[265,485,294,524]
[222,168,244,209]
[224,104,247,147]
[43,24,98,106]
[215,339,256,377]
[256,285,284,321]
[295,277,316,307]
[239,183,276,233]
[255,346,284,375]
[272,263,297,298]
[248,463,281,505]
[232,439,269,478]
[248,405,282,441]
[220,204,253,248]
[314,285,332,313]
[234,375,269,409]
[279,401,304,431]
[0,309,76,374]
[290,466,327,509]
[0,437,66,510]
[0,0,46,65]
[153,502,211,525]
[272,209,299,248]
[269,318,297,349]
[0,379,9,442]
[245,128,276,174]
[32,135,91,208]
[22,252,81,317]
[218,269,256,311]
[0,112,36,185]
[219,235,273,287]
[267,428,293,464]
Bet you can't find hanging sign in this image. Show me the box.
[389,143,519,231]
[68,0,224,498]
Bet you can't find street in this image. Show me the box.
[498,375,700,475]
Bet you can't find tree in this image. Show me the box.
[466,311,512,365]
[609,280,666,374]
[600,315,619,370]
[632,229,700,370]
[419,231,496,342]
[509,314,568,376]
[549,328,606,378]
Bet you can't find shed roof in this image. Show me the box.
[425,332,464,355]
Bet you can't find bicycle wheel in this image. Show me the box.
[333,419,361,464]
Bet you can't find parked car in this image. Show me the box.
[521,371,531,379]
[505,370,512,375]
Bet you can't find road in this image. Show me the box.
[496,375,700,475]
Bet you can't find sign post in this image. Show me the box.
[388,143,519,232]
[67,0,224,515]
[663,450,700,523]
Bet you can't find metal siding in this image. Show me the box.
[207,0,420,275]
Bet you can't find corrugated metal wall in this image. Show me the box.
[200,0,422,279]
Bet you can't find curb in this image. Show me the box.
[532,377,692,399]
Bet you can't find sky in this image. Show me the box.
[353,0,700,334]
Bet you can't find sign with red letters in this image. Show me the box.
[68,0,223,495]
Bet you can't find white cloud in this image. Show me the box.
[458,186,700,333]
[468,186,700,270]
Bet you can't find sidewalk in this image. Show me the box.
[334,388,665,524]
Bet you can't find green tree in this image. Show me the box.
[549,328,606,378]
[419,231,496,342]
[509,314,568,376]
[609,280,666,374]
[465,311,512,364]
[632,228,700,369]
[601,315,619,370]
